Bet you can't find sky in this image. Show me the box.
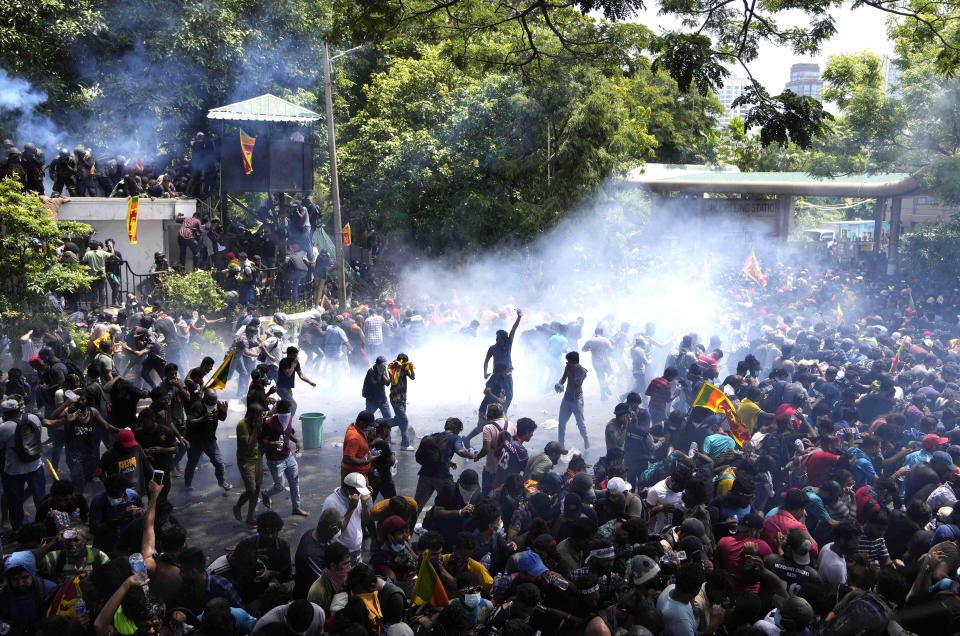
[630,3,896,91]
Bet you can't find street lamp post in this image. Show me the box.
[321,42,361,310]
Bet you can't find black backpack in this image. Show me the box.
[64,359,84,381]
[415,432,450,468]
[14,414,42,463]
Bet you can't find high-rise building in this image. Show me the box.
[785,63,823,100]
[716,76,751,128]
[881,55,901,97]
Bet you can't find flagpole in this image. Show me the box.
[322,41,348,310]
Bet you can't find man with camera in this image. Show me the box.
[183,388,232,493]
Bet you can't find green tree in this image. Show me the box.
[0,179,94,312]
[901,214,960,284]
[155,269,226,316]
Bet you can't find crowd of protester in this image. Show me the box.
[3,230,960,636]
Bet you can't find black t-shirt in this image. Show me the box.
[763,554,822,593]
[277,358,299,389]
[186,401,225,442]
[65,407,101,448]
[294,530,329,598]
[135,424,178,471]
[109,379,146,427]
[370,439,394,475]
[100,445,149,494]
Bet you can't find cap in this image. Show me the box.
[677,535,704,560]
[28,356,41,366]
[614,402,631,416]
[780,596,815,629]
[540,472,562,491]
[923,433,949,449]
[680,517,705,539]
[0,399,19,412]
[544,441,568,455]
[629,554,661,585]
[356,410,375,425]
[785,528,812,566]
[606,477,632,494]
[458,469,479,488]
[738,512,764,532]
[532,534,557,551]
[380,515,407,537]
[932,450,959,472]
[517,550,548,576]
[117,428,137,448]
[343,472,371,496]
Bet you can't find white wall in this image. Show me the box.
[54,198,198,274]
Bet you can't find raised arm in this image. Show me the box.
[508,309,522,343]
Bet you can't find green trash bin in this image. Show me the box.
[300,413,325,449]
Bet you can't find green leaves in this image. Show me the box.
[0,179,94,312]
[733,87,833,149]
[651,33,730,96]
[154,269,226,316]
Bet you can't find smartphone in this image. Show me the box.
[152,470,165,486]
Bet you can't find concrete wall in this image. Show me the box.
[54,198,198,274]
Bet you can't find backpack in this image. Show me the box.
[415,432,450,468]
[64,359,84,381]
[14,414,42,463]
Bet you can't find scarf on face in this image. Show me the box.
[388,360,415,386]
[325,567,348,592]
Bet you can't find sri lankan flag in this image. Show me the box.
[240,129,256,175]
[412,550,449,607]
[126,195,139,244]
[742,250,766,287]
[205,347,236,390]
[908,291,916,314]
[693,382,749,446]
[342,222,352,247]
[837,303,844,324]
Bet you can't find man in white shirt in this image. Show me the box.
[320,472,370,563]
[646,471,686,536]
[817,519,861,585]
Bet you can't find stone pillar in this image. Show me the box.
[873,197,885,254]
[776,195,794,241]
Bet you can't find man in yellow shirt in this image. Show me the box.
[737,386,772,436]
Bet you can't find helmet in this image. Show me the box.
[267,324,286,337]
[58,148,69,157]
[272,312,288,326]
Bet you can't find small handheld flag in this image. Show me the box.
[205,347,237,390]
[837,303,843,324]
[742,250,766,287]
[342,223,352,247]
[240,129,256,175]
[692,382,750,445]
[412,551,449,607]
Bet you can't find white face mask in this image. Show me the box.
[108,496,125,507]
[463,592,482,609]
[278,413,292,427]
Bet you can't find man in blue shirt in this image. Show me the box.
[483,309,522,413]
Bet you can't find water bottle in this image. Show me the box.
[480,552,492,571]
[688,442,698,456]
[0,621,10,635]
[546,572,569,590]
[129,553,149,592]
[74,593,86,616]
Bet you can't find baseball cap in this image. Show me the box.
[932,451,959,472]
[517,551,548,577]
[606,477,632,494]
[923,433,949,449]
[629,554,660,585]
[544,441,568,455]
[380,515,407,537]
[779,596,815,629]
[343,472,371,496]
[614,402,631,416]
[677,535,704,560]
[28,356,41,366]
[356,410,375,425]
[539,472,562,491]
[532,534,557,552]
[0,399,19,412]
[680,517,705,539]
[117,428,138,448]
[785,528,812,566]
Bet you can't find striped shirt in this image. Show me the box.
[646,377,672,412]
[857,534,889,565]
[178,216,202,239]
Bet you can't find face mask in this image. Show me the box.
[391,542,406,553]
[496,521,505,534]
[463,592,482,609]
[108,496,125,506]
[278,413,292,427]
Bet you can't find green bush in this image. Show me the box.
[155,270,226,317]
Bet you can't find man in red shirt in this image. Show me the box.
[645,368,678,424]
[716,512,770,594]
[259,399,308,516]
[341,410,375,480]
[804,435,840,487]
[762,489,818,558]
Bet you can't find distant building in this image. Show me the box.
[881,55,901,97]
[785,63,822,100]
[716,76,751,128]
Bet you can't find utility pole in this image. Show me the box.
[322,41,348,310]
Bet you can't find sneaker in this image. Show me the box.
[246,522,258,530]
[184,485,194,492]
[220,482,233,491]
[292,508,310,517]
[261,493,272,509]
[400,445,415,452]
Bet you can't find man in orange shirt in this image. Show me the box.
[341,410,375,480]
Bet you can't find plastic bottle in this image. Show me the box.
[74,593,86,616]
[129,553,149,592]
[546,572,569,590]
[480,552,492,571]
[688,442,699,456]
